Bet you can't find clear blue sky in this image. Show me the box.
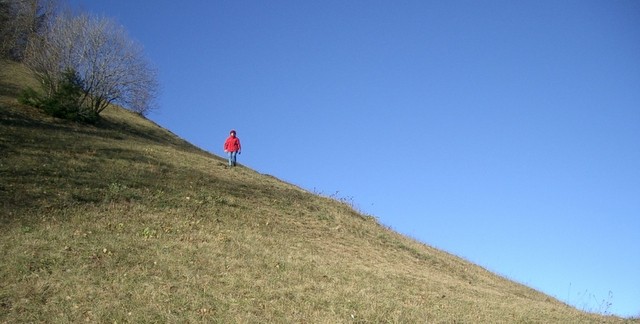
[70,0,639,317]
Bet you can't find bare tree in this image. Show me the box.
[0,0,56,60]
[23,11,158,116]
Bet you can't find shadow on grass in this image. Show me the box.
[1,93,307,225]
[0,82,23,98]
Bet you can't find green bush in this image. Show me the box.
[17,87,41,107]
[18,69,99,123]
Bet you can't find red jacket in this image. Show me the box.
[224,135,241,152]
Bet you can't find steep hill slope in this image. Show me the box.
[1,60,633,323]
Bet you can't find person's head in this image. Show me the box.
[230,130,236,137]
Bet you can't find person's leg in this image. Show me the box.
[227,151,234,166]
[231,151,237,166]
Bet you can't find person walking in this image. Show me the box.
[224,129,241,167]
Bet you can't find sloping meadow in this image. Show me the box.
[1,62,634,323]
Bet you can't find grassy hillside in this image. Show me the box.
[1,60,635,323]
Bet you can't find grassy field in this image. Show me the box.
[1,60,636,323]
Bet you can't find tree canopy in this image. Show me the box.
[3,0,159,117]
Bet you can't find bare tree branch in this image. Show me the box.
[0,0,56,60]
[23,10,159,116]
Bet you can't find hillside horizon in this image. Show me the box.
[1,60,636,323]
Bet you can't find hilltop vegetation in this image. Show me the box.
[1,60,635,323]
[1,0,158,120]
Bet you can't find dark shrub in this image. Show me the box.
[19,69,99,123]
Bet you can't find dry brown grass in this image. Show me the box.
[1,60,637,323]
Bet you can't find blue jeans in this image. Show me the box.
[228,151,238,166]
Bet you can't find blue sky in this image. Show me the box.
[70,0,639,317]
